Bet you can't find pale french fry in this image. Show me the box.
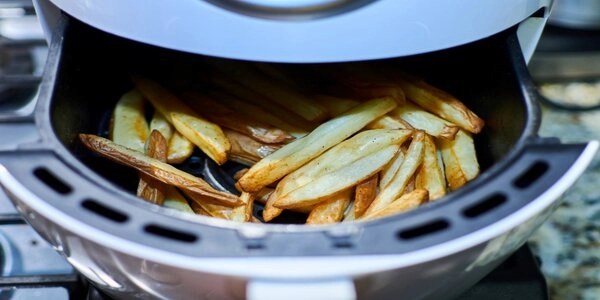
[379,149,406,189]
[204,59,329,122]
[396,78,484,134]
[262,191,283,222]
[438,129,479,191]
[162,186,194,213]
[361,189,428,221]
[224,129,282,166]
[306,189,352,225]
[364,131,426,216]
[78,134,242,207]
[416,134,446,200]
[167,131,195,164]
[389,102,459,140]
[230,192,255,222]
[367,115,413,130]
[189,198,233,220]
[274,145,400,209]
[170,112,230,165]
[137,130,168,205]
[149,111,173,141]
[109,88,149,153]
[354,174,379,218]
[238,97,398,193]
[342,201,356,222]
[182,92,295,144]
[132,75,230,165]
[275,129,411,197]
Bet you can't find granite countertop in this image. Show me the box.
[528,81,600,300]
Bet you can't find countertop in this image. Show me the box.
[528,82,600,300]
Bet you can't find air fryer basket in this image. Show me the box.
[0,12,597,300]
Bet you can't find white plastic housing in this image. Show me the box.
[34,0,552,63]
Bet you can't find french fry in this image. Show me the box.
[224,129,282,166]
[182,92,295,144]
[237,97,398,193]
[109,88,149,153]
[438,129,479,191]
[162,186,194,213]
[395,78,484,134]
[416,134,446,200]
[132,75,230,165]
[167,131,195,164]
[388,102,459,140]
[262,191,283,222]
[230,192,255,222]
[364,131,426,216]
[189,198,233,220]
[342,201,356,222]
[306,189,352,225]
[354,174,379,218]
[274,145,400,209]
[314,95,360,116]
[78,134,242,207]
[361,189,428,221]
[137,130,168,205]
[149,111,173,141]
[379,149,406,189]
[204,59,329,122]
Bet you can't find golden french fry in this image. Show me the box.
[354,174,379,218]
[137,130,168,205]
[182,92,295,144]
[162,186,194,213]
[438,129,479,191]
[396,78,484,134]
[262,190,283,222]
[238,97,398,193]
[189,198,233,219]
[367,115,413,131]
[364,131,426,216]
[274,145,399,209]
[109,88,149,152]
[224,129,282,166]
[361,189,428,221]
[167,131,195,164]
[149,111,173,141]
[389,102,459,140]
[204,59,329,122]
[78,134,242,207]
[416,134,446,200]
[230,192,255,222]
[306,189,352,225]
[132,75,230,165]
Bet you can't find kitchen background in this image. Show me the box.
[0,0,599,299]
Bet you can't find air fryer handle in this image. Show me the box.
[246,278,356,300]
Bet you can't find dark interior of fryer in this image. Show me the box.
[45,16,536,223]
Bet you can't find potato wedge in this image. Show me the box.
[438,129,479,191]
[361,189,428,221]
[224,129,282,166]
[230,192,255,222]
[274,145,399,209]
[110,88,149,153]
[396,79,484,134]
[237,97,398,193]
[167,131,195,164]
[306,189,352,225]
[137,130,168,205]
[162,186,194,213]
[78,134,242,207]
[364,131,426,215]
[416,134,446,200]
[354,174,379,218]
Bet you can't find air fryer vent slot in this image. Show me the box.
[33,167,72,194]
[144,224,198,243]
[462,193,507,218]
[397,219,449,240]
[513,160,549,189]
[81,199,129,223]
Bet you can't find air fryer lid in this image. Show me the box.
[39,0,551,62]
[0,15,586,260]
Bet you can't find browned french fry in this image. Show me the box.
[438,129,479,191]
[182,92,295,144]
[189,198,233,219]
[238,97,398,193]
[416,134,446,200]
[149,111,194,164]
[274,144,399,209]
[132,75,230,165]
[306,189,352,225]
[364,131,426,216]
[396,78,484,134]
[78,134,242,207]
[361,189,428,221]
[354,174,379,218]
[262,190,283,222]
[224,129,282,166]
[137,130,168,205]
[204,59,329,122]
[389,102,459,140]
[109,88,149,153]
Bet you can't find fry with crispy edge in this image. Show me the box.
[109,88,149,153]
[364,131,426,216]
[361,189,428,221]
[132,75,230,165]
[306,188,352,225]
[416,134,446,200]
[149,111,195,164]
[237,97,398,193]
[224,129,282,166]
[79,134,242,207]
[438,129,480,191]
[137,130,168,205]
[354,174,379,218]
